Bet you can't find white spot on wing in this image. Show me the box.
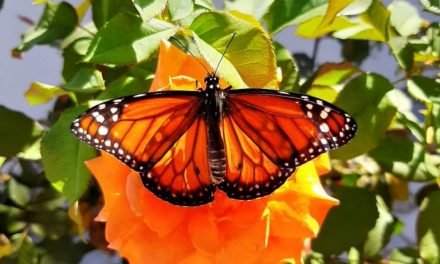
[320,123,330,133]
[98,126,108,135]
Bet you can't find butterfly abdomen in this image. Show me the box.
[204,75,226,184]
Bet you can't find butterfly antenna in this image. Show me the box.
[214,32,237,75]
[170,36,210,74]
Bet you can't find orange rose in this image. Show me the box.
[86,40,339,264]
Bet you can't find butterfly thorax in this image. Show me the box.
[203,73,226,184]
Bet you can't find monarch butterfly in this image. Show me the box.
[70,37,357,206]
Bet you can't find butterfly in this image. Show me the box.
[71,70,357,206]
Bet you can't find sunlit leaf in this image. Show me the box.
[363,195,395,258]
[61,67,105,94]
[191,11,277,88]
[419,0,440,15]
[97,75,152,100]
[338,0,373,15]
[407,76,440,103]
[24,82,68,106]
[192,33,247,88]
[388,247,421,264]
[168,0,194,20]
[0,106,43,157]
[296,15,354,39]
[389,33,414,70]
[305,62,359,102]
[358,0,390,41]
[75,0,91,21]
[369,135,438,181]
[0,234,13,259]
[264,0,328,34]
[62,38,93,81]
[274,42,299,91]
[312,187,379,255]
[11,233,38,264]
[84,13,177,65]
[418,190,440,263]
[195,0,214,9]
[14,2,78,52]
[92,0,136,29]
[8,178,32,207]
[389,0,423,37]
[41,107,96,202]
[318,0,355,29]
[225,0,274,21]
[331,73,397,159]
[133,0,167,22]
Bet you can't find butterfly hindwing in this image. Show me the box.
[218,89,357,199]
[140,116,215,206]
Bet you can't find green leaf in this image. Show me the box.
[8,178,32,207]
[274,42,299,91]
[318,0,356,29]
[388,33,414,70]
[312,187,379,255]
[92,0,136,28]
[388,247,421,264]
[14,2,78,52]
[359,0,389,41]
[192,33,247,88]
[296,15,354,39]
[0,106,43,157]
[331,73,397,160]
[305,62,359,102]
[168,0,194,20]
[133,0,167,22]
[62,37,93,81]
[363,195,395,258]
[97,75,152,100]
[264,0,328,34]
[419,0,440,15]
[432,103,440,145]
[337,0,373,15]
[41,107,96,202]
[24,82,68,106]
[225,0,274,21]
[369,136,414,164]
[38,236,90,264]
[418,190,440,264]
[84,12,177,65]
[190,11,277,88]
[407,76,440,103]
[389,1,423,37]
[195,0,214,9]
[61,67,105,94]
[11,233,38,264]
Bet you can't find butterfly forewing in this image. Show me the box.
[70,91,203,172]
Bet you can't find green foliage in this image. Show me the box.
[312,187,379,255]
[41,107,96,202]
[0,106,43,157]
[14,2,78,53]
[2,0,439,262]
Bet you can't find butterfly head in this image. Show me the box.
[204,73,220,90]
